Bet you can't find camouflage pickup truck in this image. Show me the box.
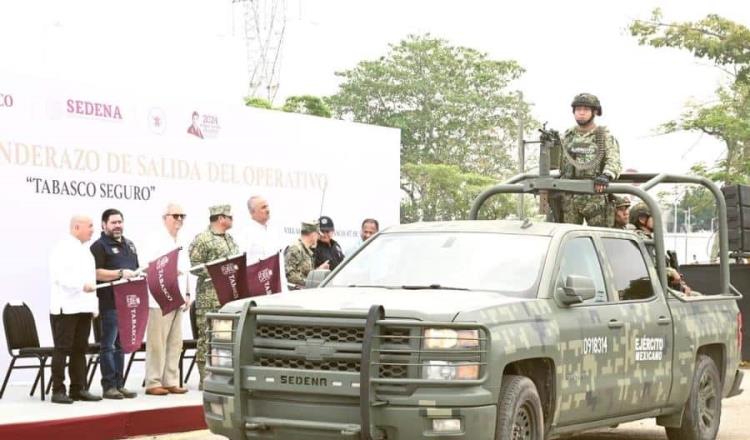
[203,173,744,440]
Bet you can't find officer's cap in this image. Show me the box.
[614,196,631,209]
[301,220,319,234]
[319,215,335,232]
[209,204,232,217]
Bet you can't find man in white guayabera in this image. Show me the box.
[143,203,191,395]
[49,215,102,404]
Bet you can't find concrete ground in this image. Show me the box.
[139,372,749,440]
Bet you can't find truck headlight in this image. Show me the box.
[422,360,479,380]
[211,318,234,341]
[210,347,233,368]
[423,328,479,349]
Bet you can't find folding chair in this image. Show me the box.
[179,303,198,386]
[1,303,55,401]
[85,315,102,389]
[123,341,146,385]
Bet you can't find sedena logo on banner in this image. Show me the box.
[66,98,123,121]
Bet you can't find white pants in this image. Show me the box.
[145,308,183,388]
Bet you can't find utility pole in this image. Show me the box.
[233,0,288,102]
[517,91,525,219]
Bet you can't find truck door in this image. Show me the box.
[554,234,622,425]
[600,236,673,414]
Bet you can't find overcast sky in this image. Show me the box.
[1,0,748,175]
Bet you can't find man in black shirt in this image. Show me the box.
[314,216,345,271]
[90,209,140,399]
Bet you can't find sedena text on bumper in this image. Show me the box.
[204,390,497,439]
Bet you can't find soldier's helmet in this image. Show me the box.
[571,93,602,116]
[614,196,631,209]
[629,202,651,226]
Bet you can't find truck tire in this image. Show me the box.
[495,375,544,440]
[665,354,722,440]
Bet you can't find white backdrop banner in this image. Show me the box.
[0,75,400,380]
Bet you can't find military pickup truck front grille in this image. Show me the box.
[253,322,413,380]
[257,324,364,343]
[256,324,410,345]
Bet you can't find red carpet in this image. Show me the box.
[0,404,206,440]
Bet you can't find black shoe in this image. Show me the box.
[102,388,124,399]
[118,387,137,398]
[70,390,102,401]
[51,392,74,404]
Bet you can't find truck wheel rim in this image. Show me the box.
[697,369,718,432]
[512,402,535,440]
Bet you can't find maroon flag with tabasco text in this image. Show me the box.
[113,277,150,353]
[206,254,250,305]
[146,248,185,315]
[247,253,282,296]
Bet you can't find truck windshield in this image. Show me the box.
[326,232,550,298]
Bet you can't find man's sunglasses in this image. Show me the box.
[167,214,187,220]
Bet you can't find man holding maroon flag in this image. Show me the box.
[142,203,191,396]
[90,209,140,400]
[189,204,239,388]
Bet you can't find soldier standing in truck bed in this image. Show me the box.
[558,93,622,227]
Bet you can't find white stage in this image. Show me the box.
[0,381,200,425]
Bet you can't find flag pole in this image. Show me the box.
[95,246,184,290]
[145,246,182,266]
[94,274,146,290]
[188,253,246,272]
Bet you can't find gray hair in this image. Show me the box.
[163,202,183,216]
[247,195,263,213]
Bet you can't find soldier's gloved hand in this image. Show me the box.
[121,269,137,280]
[594,174,610,193]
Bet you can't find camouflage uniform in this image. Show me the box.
[284,221,319,287]
[285,239,314,287]
[189,206,239,387]
[559,94,622,227]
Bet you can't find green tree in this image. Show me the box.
[244,96,274,110]
[630,9,750,184]
[680,185,716,231]
[328,34,535,222]
[282,95,332,118]
[657,164,720,232]
[400,163,517,222]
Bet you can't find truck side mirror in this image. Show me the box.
[305,269,331,289]
[556,274,596,305]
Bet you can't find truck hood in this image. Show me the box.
[238,287,532,322]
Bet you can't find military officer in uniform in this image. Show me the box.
[188,204,239,387]
[285,221,327,288]
[558,93,622,227]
